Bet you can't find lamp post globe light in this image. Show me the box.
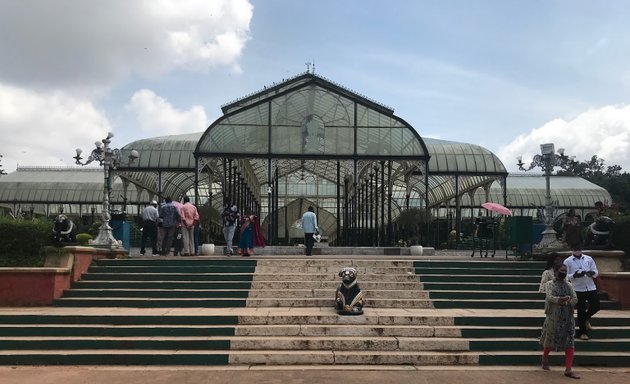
[73,132,139,248]
[516,143,572,250]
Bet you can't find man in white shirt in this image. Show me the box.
[563,244,600,340]
[301,206,319,256]
[140,200,159,255]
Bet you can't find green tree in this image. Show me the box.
[557,155,630,214]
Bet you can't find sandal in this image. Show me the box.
[564,371,580,379]
[542,357,550,370]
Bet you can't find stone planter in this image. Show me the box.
[0,246,98,306]
[200,244,215,256]
[410,245,424,256]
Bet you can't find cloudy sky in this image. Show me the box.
[1,0,630,174]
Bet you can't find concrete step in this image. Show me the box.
[233,324,461,337]
[62,289,250,299]
[253,266,415,274]
[72,281,254,289]
[422,282,538,291]
[414,261,545,269]
[53,298,248,308]
[0,350,479,366]
[88,266,256,273]
[432,299,621,310]
[256,259,415,268]
[247,289,428,299]
[81,273,255,281]
[250,281,422,290]
[245,298,433,308]
[251,273,418,282]
[228,350,480,365]
[415,268,542,275]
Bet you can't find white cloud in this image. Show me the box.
[0,0,253,92]
[0,84,112,173]
[498,104,630,173]
[126,89,209,135]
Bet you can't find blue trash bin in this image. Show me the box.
[111,220,130,250]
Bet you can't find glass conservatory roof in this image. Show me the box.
[0,167,142,205]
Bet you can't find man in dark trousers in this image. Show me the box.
[140,200,159,255]
[563,243,600,340]
[301,206,318,256]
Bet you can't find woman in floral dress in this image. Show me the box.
[540,263,580,379]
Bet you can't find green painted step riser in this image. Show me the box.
[98,260,257,267]
[429,292,612,300]
[415,269,541,275]
[53,300,248,308]
[63,291,250,299]
[0,316,239,325]
[422,284,537,291]
[456,317,629,327]
[72,282,253,289]
[0,328,235,337]
[479,354,630,366]
[81,274,254,281]
[89,267,256,273]
[470,340,630,352]
[462,330,630,339]
[414,262,545,268]
[419,276,540,283]
[434,302,621,310]
[0,340,231,350]
[0,355,229,365]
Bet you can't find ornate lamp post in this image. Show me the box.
[517,143,572,249]
[74,132,138,248]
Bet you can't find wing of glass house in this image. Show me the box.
[0,72,611,248]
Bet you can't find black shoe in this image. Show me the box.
[140,251,145,255]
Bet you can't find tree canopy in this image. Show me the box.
[557,155,629,214]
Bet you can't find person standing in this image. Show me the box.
[238,210,255,257]
[159,197,181,256]
[564,244,600,340]
[563,209,582,248]
[539,256,562,293]
[222,198,240,256]
[179,196,199,256]
[540,263,580,379]
[301,206,318,256]
[140,200,159,256]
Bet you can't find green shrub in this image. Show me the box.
[76,233,93,245]
[0,216,54,267]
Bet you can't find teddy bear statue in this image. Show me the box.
[335,267,365,315]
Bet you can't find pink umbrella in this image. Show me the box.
[481,202,512,216]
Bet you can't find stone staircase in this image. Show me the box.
[0,256,628,366]
[415,260,621,310]
[247,259,430,308]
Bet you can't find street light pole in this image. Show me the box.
[517,143,572,249]
[74,132,138,248]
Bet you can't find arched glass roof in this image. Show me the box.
[196,72,429,161]
[0,167,140,205]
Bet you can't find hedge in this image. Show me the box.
[0,217,54,267]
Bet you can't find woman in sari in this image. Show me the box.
[540,263,580,379]
[237,211,265,256]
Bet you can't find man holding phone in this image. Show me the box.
[563,243,600,340]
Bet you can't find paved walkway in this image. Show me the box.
[2,366,629,384]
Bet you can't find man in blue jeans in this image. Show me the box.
[301,206,319,256]
[222,198,240,256]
